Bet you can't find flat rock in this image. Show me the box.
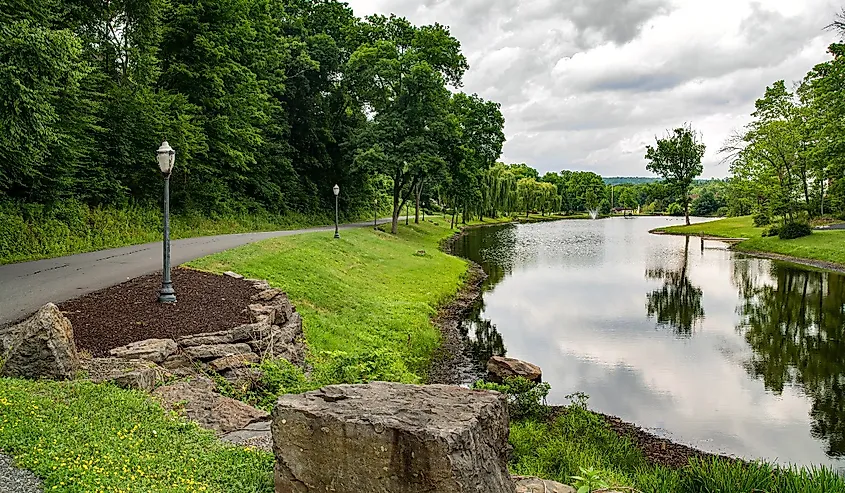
[161,353,194,370]
[153,380,269,435]
[513,476,576,493]
[182,343,253,361]
[177,323,265,347]
[248,304,277,325]
[251,288,282,302]
[272,382,513,493]
[487,356,542,383]
[109,339,177,364]
[209,352,260,372]
[0,303,79,380]
[223,271,244,279]
[82,357,163,392]
[221,421,272,452]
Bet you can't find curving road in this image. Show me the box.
[0,219,390,327]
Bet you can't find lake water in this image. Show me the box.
[450,216,845,470]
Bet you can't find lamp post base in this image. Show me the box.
[334,231,340,239]
[158,284,177,304]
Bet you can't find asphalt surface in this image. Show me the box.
[0,219,390,327]
[0,455,42,493]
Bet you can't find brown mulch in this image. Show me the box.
[60,267,258,357]
[599,413,743,469]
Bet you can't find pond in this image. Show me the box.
[450,216,845,471]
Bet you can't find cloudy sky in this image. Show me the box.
[345,0,842,178]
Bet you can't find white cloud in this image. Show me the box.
[345,0,841,177]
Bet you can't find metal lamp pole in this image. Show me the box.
[333,184,340,239]
[156,141,177,303]
[374,197,378,230]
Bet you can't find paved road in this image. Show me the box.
[0,219,389,326]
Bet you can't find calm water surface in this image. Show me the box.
[451,216,845,470]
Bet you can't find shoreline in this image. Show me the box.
[651,228,845,274]
[434,220,746,471]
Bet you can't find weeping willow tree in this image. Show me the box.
[537,181,559,215]
[483,163,517,218]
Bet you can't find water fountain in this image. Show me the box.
[589,209,599,220]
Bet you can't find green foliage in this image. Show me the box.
[645,125,706,225]
[473,377,551,421]
[753,211,772,227]
[778,221,812,240]
[0,378,274,492]
[762,225,780,237]
[666,203,684,216]
[571,466,611,493]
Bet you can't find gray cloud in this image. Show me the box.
[346,0,841,177]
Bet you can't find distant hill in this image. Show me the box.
[603,177,659,185]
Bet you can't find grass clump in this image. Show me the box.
[0,378,274,493]
[659,215,845,266]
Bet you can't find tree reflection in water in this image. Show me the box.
[735,260,845,457]
[645,236,705,335]
[458,297,507,370]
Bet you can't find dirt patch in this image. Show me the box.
[599,413,742,469]
[59,268,257,356]
[428,261,487,385]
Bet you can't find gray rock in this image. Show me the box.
[248,279,272,291]
[182,343,253,361]
[109,338,177,364]
[248,304,277,325]
[0,454,43,493]
[251,288,282,302]
[513,476,576,493]
[223,271,244,279]
[177,323,265,347]
[221,421,272,452]
[81,357,163,392]
[161,353,194,370]
[272,382,513,493]
[209,352,260,372]
[250,315,305,365]
[153,380,269,435]
[487,356,542,383]
[0,303,79,380]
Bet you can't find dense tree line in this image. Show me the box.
[720,11,845,227]
[0,0,505,234]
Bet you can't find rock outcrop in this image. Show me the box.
[513,477,576,493]
[153,378,269,435]
[272,382,514,493]
[487,356,542,383]
[0,303,79,380]
[81,357,164,392]
[109,338,177,364]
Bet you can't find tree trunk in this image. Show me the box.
[391,179,401,234]
[414,182,423,224]
[684,194,690,226]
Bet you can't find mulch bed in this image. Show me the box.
[60,267,258,357]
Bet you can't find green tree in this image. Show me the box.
[645,125,706,225]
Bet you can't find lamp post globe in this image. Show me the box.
[333,184,340,239]
[157,141,177,304]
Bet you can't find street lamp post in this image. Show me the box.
[333,184,340,239]
[156,141,177,304]
[374,197,378,230]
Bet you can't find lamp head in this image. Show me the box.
[333,184,340,196]
[156,141,176,175]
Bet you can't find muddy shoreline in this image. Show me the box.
[435,221,745,470]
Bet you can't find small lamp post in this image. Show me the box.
[156,141,177,304]
[373,197,378,230]
[333,184,340,239]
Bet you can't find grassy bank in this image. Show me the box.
[0,200,377,265]
[658,216,845,267]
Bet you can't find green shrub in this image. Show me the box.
[778,221,812,240]
[666,203,684,216]
[762,225,780,237]
[473,377,551,421]
[753,212,771,227]
[715,206,729,217]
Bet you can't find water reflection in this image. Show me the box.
[450,217,845,469]
[735,262,845,457]
[645,236,705,336]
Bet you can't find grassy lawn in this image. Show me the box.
[0,379,273,493]
[659,216,845,267]
[189,220,469,385]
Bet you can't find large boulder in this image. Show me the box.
[513,477,576,493]
[82,357,164,392]
[153,379,269,435]
[0,303,79,380]
[109,339,177,364]
[272,382,514,493]
[487,356,542,383]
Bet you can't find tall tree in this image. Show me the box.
[645,125,706,225]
